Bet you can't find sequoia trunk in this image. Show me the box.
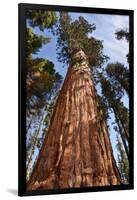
[27,50,121,190]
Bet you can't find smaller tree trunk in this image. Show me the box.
[113,107,129,159]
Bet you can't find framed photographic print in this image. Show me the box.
[18,3,134,196]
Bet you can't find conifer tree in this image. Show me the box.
[27,12,121,190]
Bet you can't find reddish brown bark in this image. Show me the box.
[27,50,121,190]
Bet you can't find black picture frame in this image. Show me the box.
[18,3,134,196]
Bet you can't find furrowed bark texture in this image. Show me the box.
[27,50,121,190]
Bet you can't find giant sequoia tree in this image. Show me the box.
[27,12,121,190]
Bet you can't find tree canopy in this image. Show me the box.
[27,10,57,31]
[26,10,62,106]
[56,12,109,67]
[26,27,50,56]
[115,29,129,42]
[106,62,129,96]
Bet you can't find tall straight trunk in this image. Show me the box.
[26,114,44,173]
[27,50,121,190]
[116,108,129,142]
[112,107,129,159]
[117,135,129,183]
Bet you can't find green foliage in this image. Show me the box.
[33,58,55,75]
[100,73,128,131]
[100,70,129,160]
[106,62,129,95]
[26,28,50,56]
[25,10,62,104]
[56,12,109,67]
[26,10,57,56]
[115,29,129,42]
[26,57,55,99]
[100,76,123,109]
[27,10,57,31]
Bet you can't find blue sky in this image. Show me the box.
[31,12,129,162]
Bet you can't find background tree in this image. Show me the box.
[95,27,130,183]
[106,62,129,96]
[100,76,129,159]
[26,10,63,180]
[116,135,129,183]
[115,29,129,42]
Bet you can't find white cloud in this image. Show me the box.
[89,14,129,65]
[109,15,129,31]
